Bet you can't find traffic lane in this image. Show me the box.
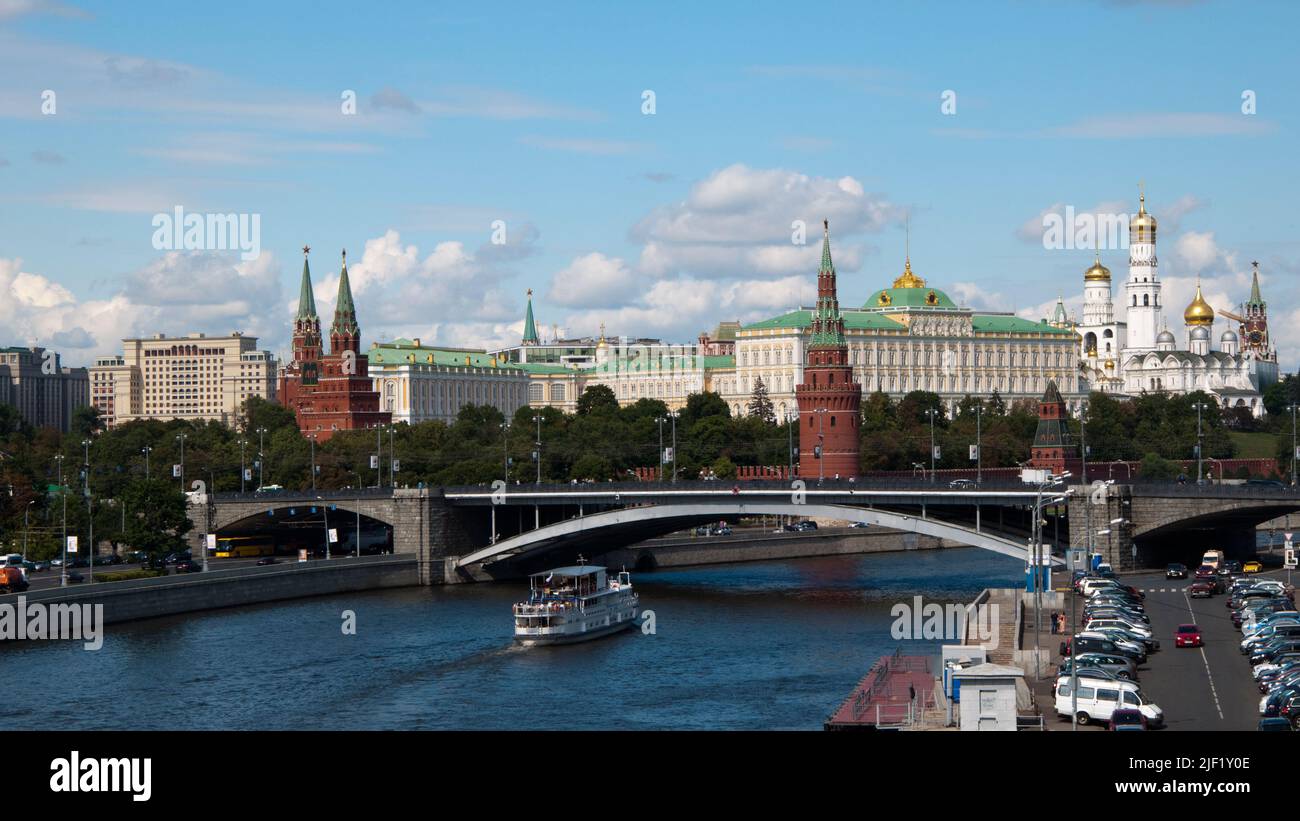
[1121,569,1280,730]
[17,556,302,590]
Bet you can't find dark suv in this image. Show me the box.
[1166,563,1187,579]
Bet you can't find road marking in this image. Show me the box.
[1182,590,1225,722]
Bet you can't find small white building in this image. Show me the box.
[952,663,1025,731]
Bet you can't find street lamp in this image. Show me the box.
[308,433,317,491]
[924,408,939,483]
[654,416,666,482]
[669,410,680,483]
[974,402,983,485]
[141,446,152,480]
[1193,402,1209,485]
[55,454,67,587]
[1288,404,1299,487]
[785,410,796,480]
[814,407,828,485]
[175,433,187,491]
[532,414,543,484]
[82,439,94,584]
[1078,399,1089,486]
[22,500,34,562]
[256,427,268,491]
[238,439,248,494]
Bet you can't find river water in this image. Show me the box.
[3,548,1023,730]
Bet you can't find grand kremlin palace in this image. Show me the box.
[516,251,1082,418]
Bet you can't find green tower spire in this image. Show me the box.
[296,245,317,321]
[1247,261,1265,308]
[331,249,359,337]
[810,219,846,348]
[522,288,539,345]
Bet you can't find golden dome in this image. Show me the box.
[1084,254,1111,282]
[1104,359,1115,370]
[1184,282,1215,326]
[1130,190,1157,238]
[892,257,926,289]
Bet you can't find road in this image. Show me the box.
[1104,568,1295,731]
[18,554,361,592]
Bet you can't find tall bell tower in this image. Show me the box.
[1124,186,1162,353]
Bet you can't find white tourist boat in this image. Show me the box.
[513,564,639,646]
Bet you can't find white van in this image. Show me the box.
[1202,550,1224,569]
[1055,677,1164,727]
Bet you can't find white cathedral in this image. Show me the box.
[1065,191,1279,417]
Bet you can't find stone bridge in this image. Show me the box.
[185,479,1300,583]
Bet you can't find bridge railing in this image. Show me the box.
[442,477,1045,495]
[210,486,400,503]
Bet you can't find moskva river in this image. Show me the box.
[3,548,1023,729]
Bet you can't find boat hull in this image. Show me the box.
[515,611,639,646]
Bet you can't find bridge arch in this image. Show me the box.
[456,502,1051,568]
[213,503,395,558]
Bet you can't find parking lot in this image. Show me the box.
[1050,567,1295,730]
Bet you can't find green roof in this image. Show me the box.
[514,362,576,375]
[702,354,735,370]
[743,309,906,333]
[971,315,1077,336]
[862,286,958,309]
[331,253,359,337]
[370,340,524,371]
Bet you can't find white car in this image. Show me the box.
[1055,677,1163,727]
[1085,618,1153,639]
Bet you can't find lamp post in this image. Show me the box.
[925,408,939,483]
[669,410,679,483]
[654,416,666,482]
[141,446,152,480]
[786,410,795,479]
[532,414,543,484]
[814,407,828,485]
[1079,400,1089,486]
[175,433,187,492]
[1193,401,1209,485]
[22,500,34,562]
[388,425,396,488]
[239,439,248,494]
[309,434,317,492]
[374,424,383,488]
[256,427,267,491]
[82,439,94,584]
[975,402,983,485]
[55,454,67,587]
[1031,470,1070,682]
[1288,404,1299,487]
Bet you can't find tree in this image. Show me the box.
[242,396,299,435]
[1138,452,1181,481]
[570,454,613,482]
[747,376,776,424]
[682,391,730,426]
[120,478,193,558]
[576,384,619,416]
[70,405,103,439]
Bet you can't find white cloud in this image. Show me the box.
[549,253,636,307]
[631,163,901,280]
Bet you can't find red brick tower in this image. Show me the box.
[1029,379,1070,472]
[279,248,390,440]
[795,221,861,480]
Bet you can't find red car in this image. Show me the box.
[1189,581,1215,598]
[1175,623,1203,647]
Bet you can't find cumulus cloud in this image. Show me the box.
[0,251,285,363]
[631,163,901,280]
[549,253,636,308]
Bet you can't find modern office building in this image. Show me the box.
[0,345,89,432]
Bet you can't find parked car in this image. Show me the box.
[1066,652,1138,680]
[1166,563,1188,579]
[1258,717,1293,731]
[1108,708,1148,731]
[1244,560,1265,574]
[1175,624,1203,648]
[1054,678,1163,727]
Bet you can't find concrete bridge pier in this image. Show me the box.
[1067,483,1136,572]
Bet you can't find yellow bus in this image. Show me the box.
[214,537,274,558]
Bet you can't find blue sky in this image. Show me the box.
[2,0,1298,368]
